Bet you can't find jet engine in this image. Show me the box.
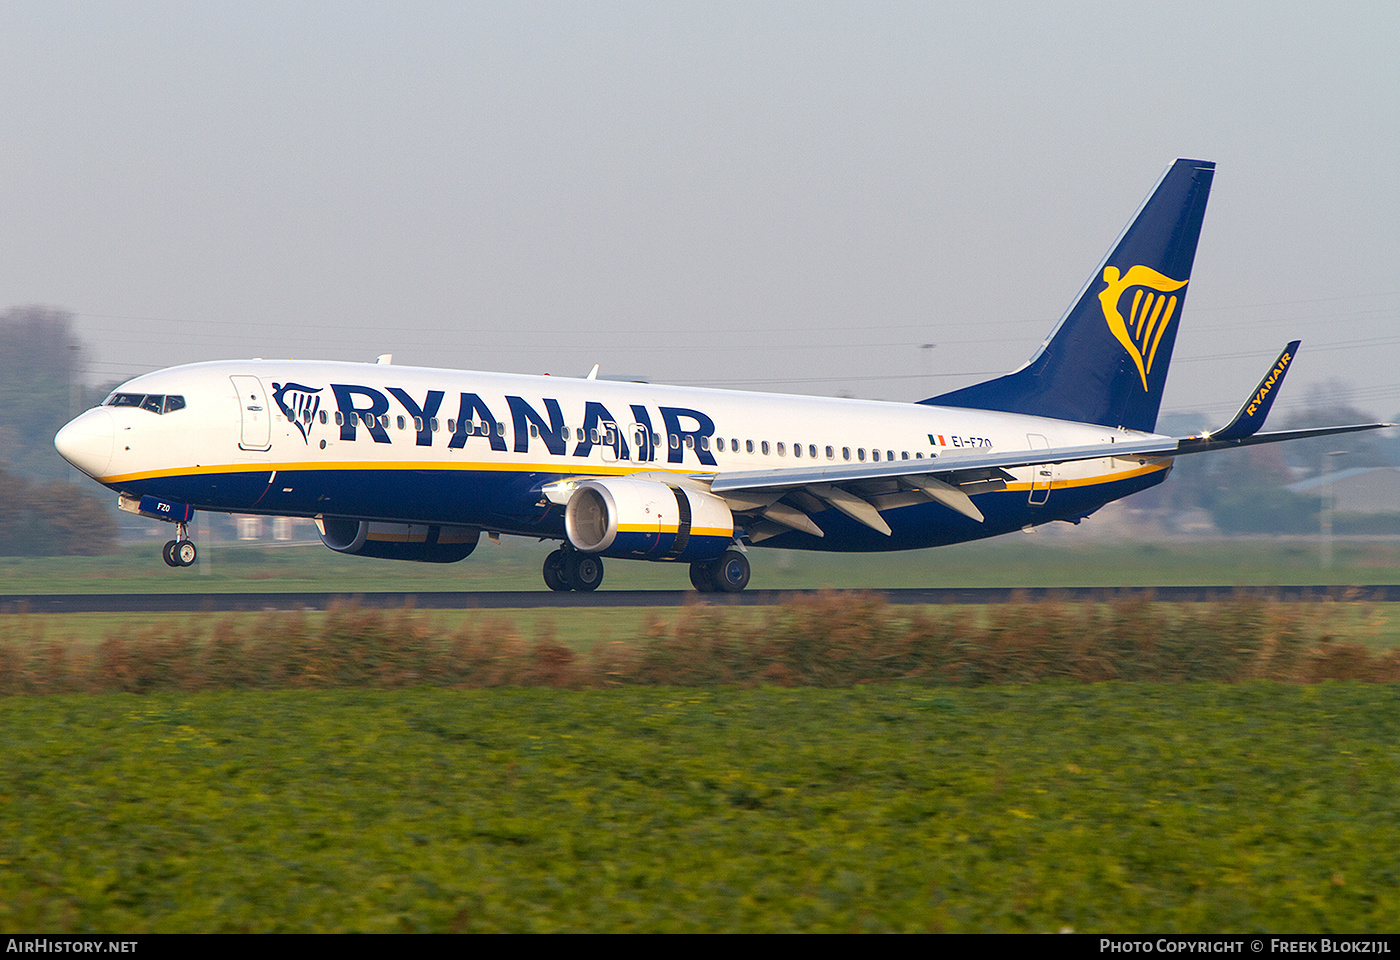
[316,517,480,563]
[563,477,733,562]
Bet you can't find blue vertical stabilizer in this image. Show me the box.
[924,159,1215,432]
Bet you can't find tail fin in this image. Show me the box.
[924,158,1215,432]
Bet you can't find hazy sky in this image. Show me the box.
[3,1,1397,425]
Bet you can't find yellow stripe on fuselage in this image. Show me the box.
[96,458,703,485]
[98,456,1172,498]
[1000,460,1171,492]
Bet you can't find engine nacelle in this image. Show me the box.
[564,478,733,562]
[316,517,480,563]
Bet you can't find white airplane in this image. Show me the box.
[54,159,1385,592]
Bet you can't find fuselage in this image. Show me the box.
[55,358,1172,553]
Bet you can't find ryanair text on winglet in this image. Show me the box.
[1246,350,1292,417]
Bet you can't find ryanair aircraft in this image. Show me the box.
[54,160,1385,592]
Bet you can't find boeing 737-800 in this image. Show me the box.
[53,159,1386,591]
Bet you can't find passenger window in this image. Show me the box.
[872,449,880,462]
[901,451,909,460]
[746,440,754,454]
[414,417,424,432]
[335,412,345,426]
[858,448,866,461]
[809,444,817,459]
[530,423,539,438]
[793,443,801,458]
[843,447,851,461]
[761,441,770,455]
[699,436,710,451]
[776,442,785,456]
[430,418,439,432]
[826,446,835,459]
[670,434,680,450]
[319,410,328,424]
[716,437,725,452]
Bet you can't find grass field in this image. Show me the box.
[4,541,1399,932]
[4,535,1400,595]
[6,594,1400,655]
[2,684,1397,933]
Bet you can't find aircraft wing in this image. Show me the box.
[703,421,1387,539]
[704,341,1390,539]
[709,421,1391,494]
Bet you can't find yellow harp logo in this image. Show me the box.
[1098,265,1188,391]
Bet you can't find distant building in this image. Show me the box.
[1288,467,1400,514]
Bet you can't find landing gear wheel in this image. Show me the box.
[162,540,181,567]
[543,549,571,592]
[689,560,717,592]
[711,550,750,593]
[563,552,604,592]
[176,540,198,567]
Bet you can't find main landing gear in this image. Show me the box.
[541,546,751,593]
[543,548,604,592]
[689,550,750,594]
[161,521,198,568]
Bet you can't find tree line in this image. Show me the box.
[0,306,118,555]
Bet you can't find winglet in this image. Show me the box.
[1206,341,1300,442]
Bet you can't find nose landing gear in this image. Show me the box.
[161,521,198,568]
[118,495,199,569]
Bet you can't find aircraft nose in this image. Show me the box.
[54,408,115,479]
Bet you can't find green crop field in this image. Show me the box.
[2,684,1398,933]
[4,562,1400,933]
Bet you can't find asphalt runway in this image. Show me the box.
[3,585,1399,614]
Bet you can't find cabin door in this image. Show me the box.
[1027,434,1052,506]
[231,376,272,452]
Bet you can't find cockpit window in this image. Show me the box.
[104,393,186,414]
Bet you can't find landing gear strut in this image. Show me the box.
[161,521,197,568]
[543,548,604,592]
